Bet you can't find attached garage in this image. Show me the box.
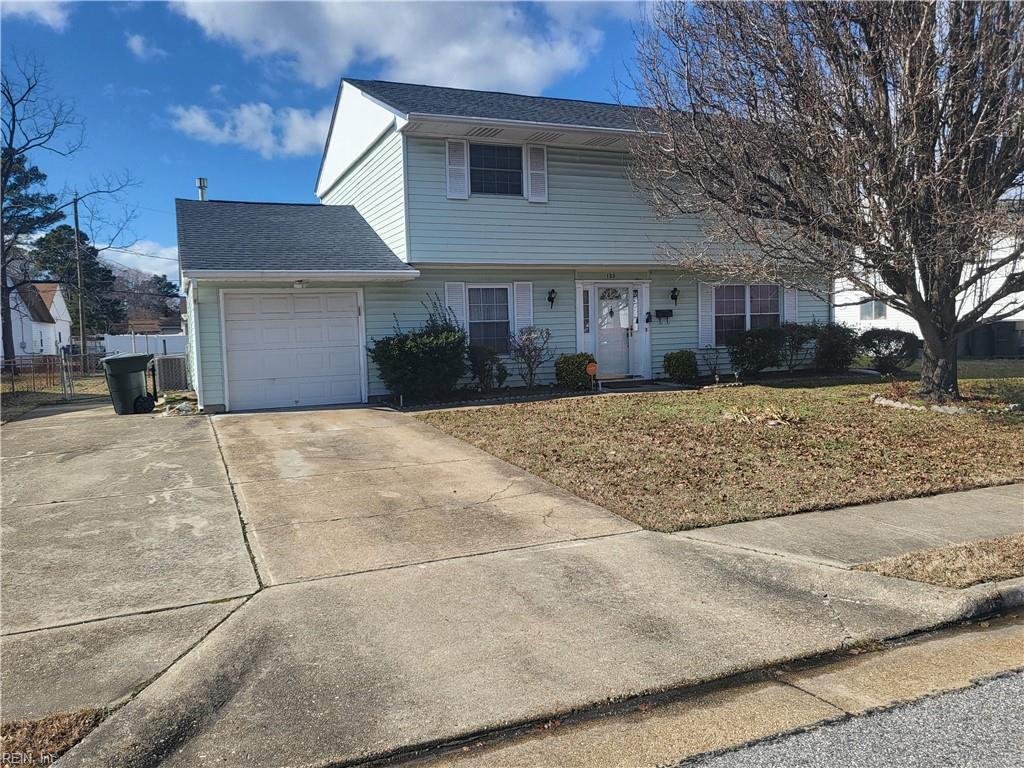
[223,290,365,411]
[176,199,419,413]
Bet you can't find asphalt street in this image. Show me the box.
[686,672,1024,768]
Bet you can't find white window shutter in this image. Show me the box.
[444,282,468,330]
[783,286,799,322]
[526,145,548,203]
[698,282,715,347]
[446,139,469,200]
[513,282,534,331]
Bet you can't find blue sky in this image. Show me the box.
[2,1,641,283]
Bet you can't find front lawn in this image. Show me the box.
[418,375,1024,531]
[854,534,1024,589]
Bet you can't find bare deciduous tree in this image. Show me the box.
[2,56,135,365]
[630,1,1023,399]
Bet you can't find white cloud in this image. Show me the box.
[104,240,180,283]
[126,32,168,61]
[171,1,627,93]
[2,1,71,31]
[168,102,331,159]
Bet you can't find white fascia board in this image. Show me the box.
[182,269,420,281]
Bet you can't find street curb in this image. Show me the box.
[959,576,1024,620]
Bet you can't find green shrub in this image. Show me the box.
[725,327,784,378]
[555,352,596,390]
[468,344,508,393]
[859,328,919,374]
[813,322,860,372]
[368,294,467,402]
[663,350,698,384]
[780,322,819,373]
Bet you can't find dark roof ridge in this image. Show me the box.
[343,77,638,111]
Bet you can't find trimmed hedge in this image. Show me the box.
[725,327,784,378]
[859,328,919,374]
[555,352,596,390]
[663,350,698,384]
[814,322,860,372]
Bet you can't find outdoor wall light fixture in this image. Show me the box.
[670,287,679,305]
[547,289,557,308]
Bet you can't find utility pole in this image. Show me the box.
[73,193,86,358]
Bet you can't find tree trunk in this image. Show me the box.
[1,264,17,374]
[919,335,960,400]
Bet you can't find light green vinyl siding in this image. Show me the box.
[191,272,832,409]
[406,137,704,264]
[321,127,406,260]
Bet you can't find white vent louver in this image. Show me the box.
[464,126,504,138]
[525,131,563,143]
[584,135,620,147]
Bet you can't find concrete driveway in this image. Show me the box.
[212,407,637,584]
[1,403,257,719]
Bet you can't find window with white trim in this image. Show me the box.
[860,299,887,320]
[467,285,511,353]
[714,284,781,346]
[469,144,523,196]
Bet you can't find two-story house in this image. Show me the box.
[176,79,831,412]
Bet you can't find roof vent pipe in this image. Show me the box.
[196,177,208,201]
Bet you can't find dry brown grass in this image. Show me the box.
[1,374,109,423]
[0,708,104,764]
[418,377,1024,532]
[854,534,1024,589]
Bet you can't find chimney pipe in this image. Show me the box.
[196,177,208,201]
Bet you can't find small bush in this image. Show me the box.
[368,294,467,402]
[814,322,860,372]
[509,326,554,390]
[725,327,784,378]
[555,352,596,390]
[699,346,722,382]
[663,350,698,384]
[468,344,508,393]
[780,323,818,373]
[860,328,919,374]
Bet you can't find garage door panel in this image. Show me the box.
[224,291,364,410]
[326,323,359,344]
[325,294,358,314]
[224,295,259,316]
[293,295,325,314]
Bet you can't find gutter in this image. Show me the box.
[181,269,420,281]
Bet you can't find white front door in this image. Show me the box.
[596,285,631,377]
[223,291,365,411]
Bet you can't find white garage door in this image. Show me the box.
[223,291,364,411]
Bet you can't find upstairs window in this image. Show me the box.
[470,144,523,196]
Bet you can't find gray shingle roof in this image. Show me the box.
[346,79,647,131]
[175,199,415,273]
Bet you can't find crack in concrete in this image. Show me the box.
[224,457,477,487]
[819,591,856,648]
[212,419,266,590]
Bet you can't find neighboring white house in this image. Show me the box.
[834,240,1024,358]
[177,79,832,413]
[5,281,73,357]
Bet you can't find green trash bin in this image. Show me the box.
[102,353,156,415]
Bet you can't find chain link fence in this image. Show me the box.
[1,353,109,420]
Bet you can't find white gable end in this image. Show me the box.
[316,83,406,199]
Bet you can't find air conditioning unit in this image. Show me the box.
[155,354,188,392]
